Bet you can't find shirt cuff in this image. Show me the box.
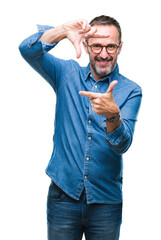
[37,24,54,32]
[103,121,125,145]
[37,24,58,53]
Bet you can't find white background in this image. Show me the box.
[1,0,161,239]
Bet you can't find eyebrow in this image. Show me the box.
[89,42,118,46]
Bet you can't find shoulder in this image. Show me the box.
[64,60,88,79]
[63,59,82,72]
[117,73,142,95]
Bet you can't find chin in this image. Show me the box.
[96,67,113,77]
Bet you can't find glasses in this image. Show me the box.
[88,43,120,54]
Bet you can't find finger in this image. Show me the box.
[77,19,84,27]
[77,19,91,32]
[84,27,110,39]
[82,19,89,30]
[79,91,100,98]
[84,33,110,39]
[106,80,118,94]
[92,105,101,114]
[93,33,110,38]
[73,41,82,59]
[92,106,96,112]
[83,27,97,38]
[78,26,91,35]
[90,98,101,104]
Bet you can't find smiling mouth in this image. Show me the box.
[95,56,113,67]
[97,59,112,67]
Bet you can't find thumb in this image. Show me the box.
[106,80,118,94]
[73,41,82,59]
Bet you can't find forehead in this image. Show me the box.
[88,24,120,45]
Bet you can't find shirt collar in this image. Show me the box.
[83,63,91,81]
[83,63,119,82]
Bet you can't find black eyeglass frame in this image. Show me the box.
[87,43,120,54]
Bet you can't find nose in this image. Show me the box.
[99,47,110,59]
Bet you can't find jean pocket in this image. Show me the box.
[48,182,65,201]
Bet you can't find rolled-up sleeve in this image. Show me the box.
[18,25,63,91]
[102,87,142,155]
[19,25,57,57]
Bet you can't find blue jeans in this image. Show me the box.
[47,182,122,240]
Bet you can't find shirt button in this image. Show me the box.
[88,136,92,140]
[95,85,98,88]
[84,175,88,179]
[86,157,89,161]
[88,120,92,124]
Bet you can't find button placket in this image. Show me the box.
[83,78,98,201]
[83,118,93,186]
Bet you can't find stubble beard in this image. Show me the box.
[90,55,118,79]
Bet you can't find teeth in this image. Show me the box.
[99,60,111,62]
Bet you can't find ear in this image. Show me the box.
[82,40,89,54]
[118,42,123,55]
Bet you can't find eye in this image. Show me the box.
[107,44,116,50]
[92,44,102,49]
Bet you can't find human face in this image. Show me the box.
[83,25,123,81]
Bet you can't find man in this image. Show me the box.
[19,15,142,240]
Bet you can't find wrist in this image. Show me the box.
[106,112,121,124]
[105,112,119,119]
[62,23,69,38]
[105,106,120,119]
[55,24,67,40]
[62,22,74,39]
[40,25,66,43]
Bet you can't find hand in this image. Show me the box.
[79,80,120,118]
[63,19,109,58]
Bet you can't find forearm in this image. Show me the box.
[105,105,121,133]
[39,24,66,44]
[106,118,122,133]
[19,25,56,61]
[104,102,134,155]
[105,87,142,155]
[105,120,133,155]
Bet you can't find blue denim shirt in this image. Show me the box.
[19,25,142,204]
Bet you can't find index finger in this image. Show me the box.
[84,26,110,39]
[79,26,109,39]
[79,91,100,98]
